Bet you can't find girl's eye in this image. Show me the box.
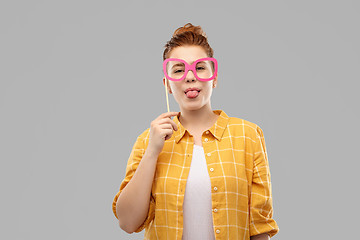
[174,69,184,73]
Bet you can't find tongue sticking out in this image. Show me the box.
[186,90,199,98]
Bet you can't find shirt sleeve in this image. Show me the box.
[112,129,155,233]
[249,125,279,237]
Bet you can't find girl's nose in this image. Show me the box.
[185,70,196,82]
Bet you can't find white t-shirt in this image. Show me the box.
[182,144,215,240]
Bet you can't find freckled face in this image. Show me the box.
[163,45,217,111]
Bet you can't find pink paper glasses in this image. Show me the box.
[163,57,218,81]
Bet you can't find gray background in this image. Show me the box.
[1,0,359,239]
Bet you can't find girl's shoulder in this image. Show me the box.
[227,116,260,133]
[226,115,267,143]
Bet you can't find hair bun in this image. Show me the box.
[172,23,207,38]
[163,23,213,60]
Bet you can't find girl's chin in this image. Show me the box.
[179,102,204,111]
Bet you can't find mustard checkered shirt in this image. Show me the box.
[112,110,279,239]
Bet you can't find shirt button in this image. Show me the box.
[213,208,218,213]
[216,229,220,234]
[204,138,208,142]
[213,187,218,191]
[210,168,214,172]
[205,130,209,134]
[207,153,211,157]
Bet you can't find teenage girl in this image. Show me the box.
[113,23,279,240]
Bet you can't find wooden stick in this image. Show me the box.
[164,78,170,112]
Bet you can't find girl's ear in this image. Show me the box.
[163,77,172,94]
[213,76,218,88]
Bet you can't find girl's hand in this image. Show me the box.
[147,112,179,157]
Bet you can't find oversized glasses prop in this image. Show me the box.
[163,57,218,112]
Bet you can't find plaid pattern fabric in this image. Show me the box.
[112,110,279,239]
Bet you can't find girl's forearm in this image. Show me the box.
[116,149,158,233]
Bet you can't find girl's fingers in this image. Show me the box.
[157,112,179,120]
[156,116,178,131]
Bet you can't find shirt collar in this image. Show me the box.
[173,109,230,143]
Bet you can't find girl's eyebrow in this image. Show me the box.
[170,62,184,69]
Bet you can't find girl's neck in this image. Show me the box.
[179,105,218,130]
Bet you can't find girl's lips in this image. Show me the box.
[185,90,200,98]
[184,87,201,93]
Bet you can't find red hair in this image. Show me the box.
[163,23,214,60]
